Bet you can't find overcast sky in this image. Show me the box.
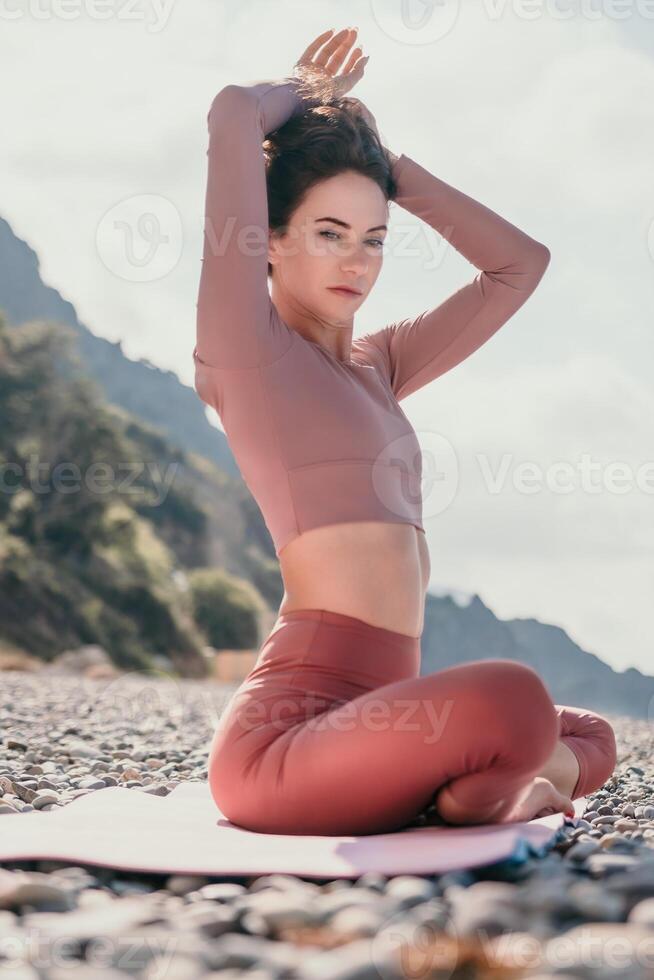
[2,0,652,676]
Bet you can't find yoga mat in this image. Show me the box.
[0,783,585,879]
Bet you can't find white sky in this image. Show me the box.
[2,0,652,675]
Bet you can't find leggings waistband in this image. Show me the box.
[275,607,421,645]
[249,607,421,690]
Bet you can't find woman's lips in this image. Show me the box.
[328,287,361,297]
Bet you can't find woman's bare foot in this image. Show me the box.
[429,776,575,827]
[503,776,575,823]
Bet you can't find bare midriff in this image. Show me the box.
[277,521,430,639]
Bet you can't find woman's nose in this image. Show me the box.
[339,246,369,274]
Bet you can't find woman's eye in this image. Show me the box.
[318,230,384,249]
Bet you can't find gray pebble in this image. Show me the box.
[31,791,61,809]
[195,882,247,903]
[203,933,301,973]
[299,936,396,980]
[328,903,390,936]
[0,872,76,912]
[627,896,654,927]
[384,874,436,907]
[244,889,326,931]
[449,880,524,936]
[77,777,107,789]
[564,839,602,862]
[179,901,240,938]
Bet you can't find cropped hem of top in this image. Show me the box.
[193,76,551,558]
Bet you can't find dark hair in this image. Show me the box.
[264,69,398,278]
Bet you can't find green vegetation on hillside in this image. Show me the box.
[0,315,267,676]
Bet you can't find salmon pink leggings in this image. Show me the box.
[208,608,617,836]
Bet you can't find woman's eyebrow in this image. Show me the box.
[314,217,388,232]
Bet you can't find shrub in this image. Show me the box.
[188,568,265,650]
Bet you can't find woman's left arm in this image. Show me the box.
[353,152,550,400]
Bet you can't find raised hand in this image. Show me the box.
[292,27,369,100]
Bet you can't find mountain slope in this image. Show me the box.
[0,216,238,479]
[421,590,652,719]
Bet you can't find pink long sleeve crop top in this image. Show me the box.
[193,77,551,557]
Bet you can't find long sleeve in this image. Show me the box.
[352,153,551,400]
[194,78,310,373]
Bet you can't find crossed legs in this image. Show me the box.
[210,657,618,836]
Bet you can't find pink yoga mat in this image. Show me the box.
[0,783,584,878]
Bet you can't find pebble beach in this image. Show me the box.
[1,668,654,979]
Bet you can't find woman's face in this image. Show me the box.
[268,169,389,319]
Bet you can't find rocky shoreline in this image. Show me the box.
[1,669,654,979]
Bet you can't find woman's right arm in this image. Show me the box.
[194,78,310,374]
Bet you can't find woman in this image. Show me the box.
[194,27,617,835]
